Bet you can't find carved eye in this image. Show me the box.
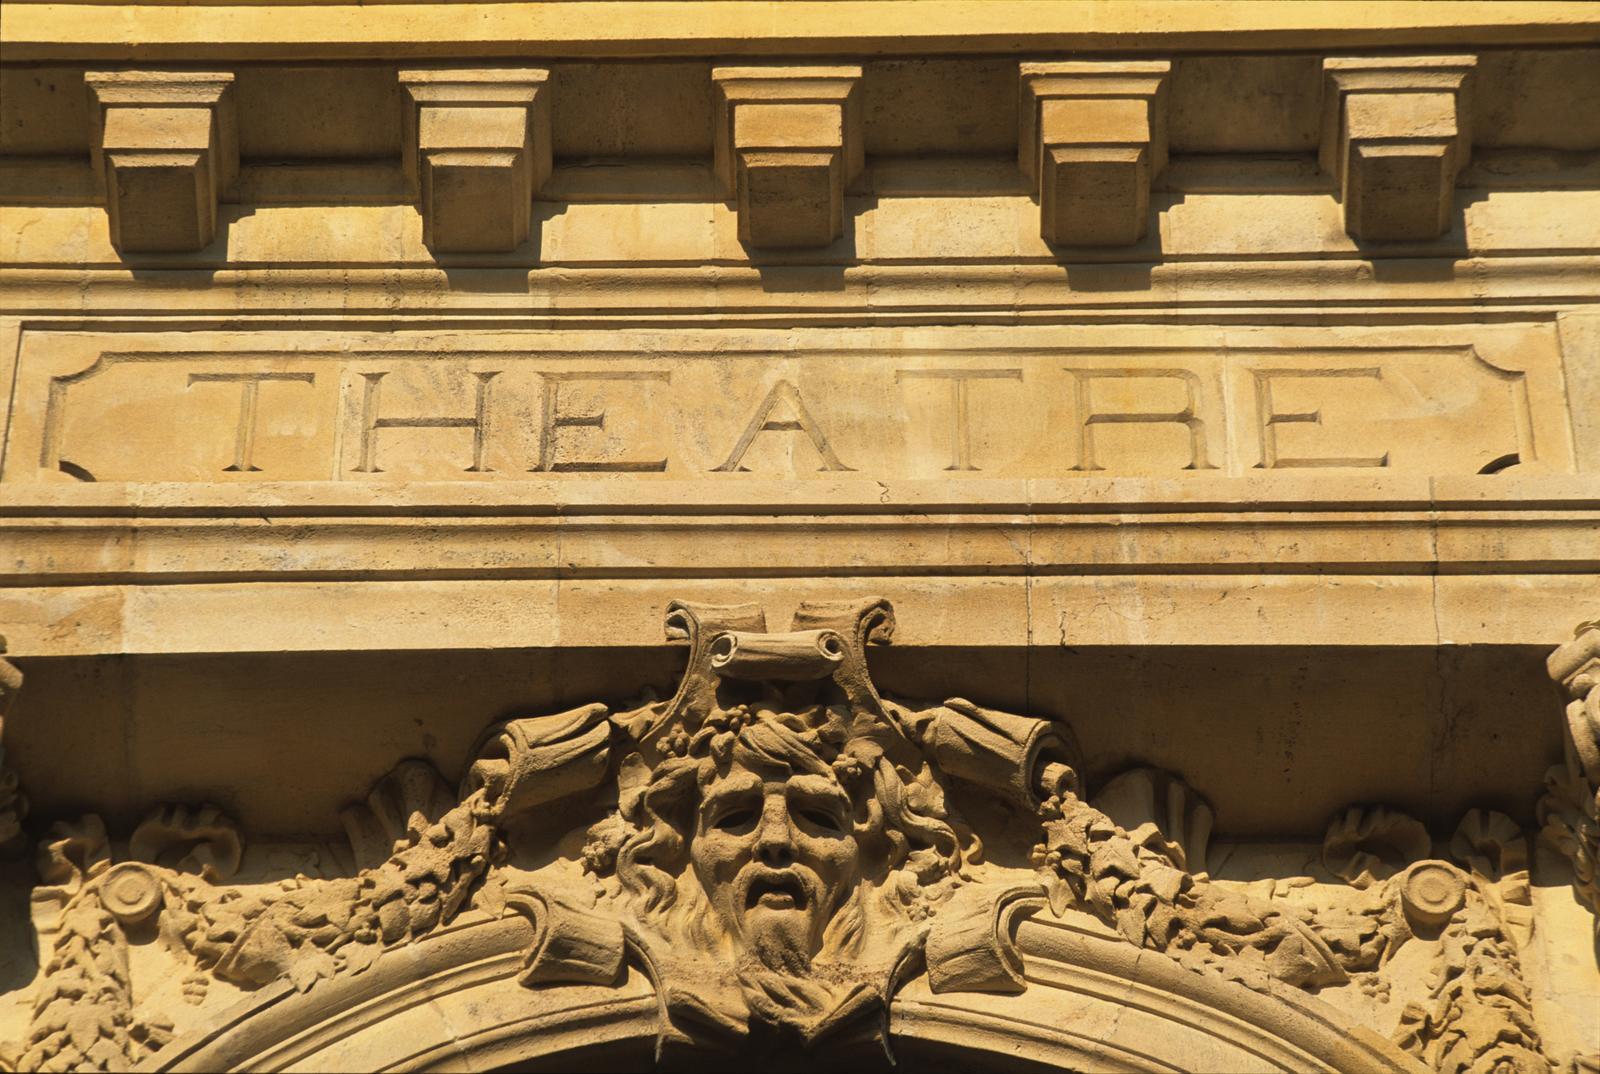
[712,807,758,832]
[795,806,846,835]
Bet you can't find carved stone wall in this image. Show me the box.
[0,2,1597,1071]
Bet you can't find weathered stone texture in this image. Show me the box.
[0,3,1597,1071]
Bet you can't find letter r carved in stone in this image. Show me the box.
[1066,368,1216,472]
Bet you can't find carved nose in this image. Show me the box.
[755,808,794,865]
[756,837,794,866]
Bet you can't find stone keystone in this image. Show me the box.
[85,71,238,254]
[400,68,552,254]
[712,65,864,249]
[1018,60,1171,247]
[1321,55,1477,242]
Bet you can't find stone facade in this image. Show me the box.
[0,2,1597,1070]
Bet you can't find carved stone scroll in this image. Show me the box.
[85,71,238,253]
[1018,61,1171,247]
[400,68,552,253]
[1320,56,1476,242]
[712,66,864,248]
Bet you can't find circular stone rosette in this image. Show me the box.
[101,862,165,926]
[1399,860,1466,928]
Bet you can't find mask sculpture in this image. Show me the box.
[465,598,1079,1051]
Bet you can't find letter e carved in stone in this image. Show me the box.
[532,370,672,473]
[1252,368,1390,469]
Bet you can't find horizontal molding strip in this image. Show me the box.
[7,2,1600,61]
[2,478,1596,587]
[0,475,1595,516]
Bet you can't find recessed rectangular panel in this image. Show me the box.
[2,323,1574,484]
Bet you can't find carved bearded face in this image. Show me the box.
[690,761,860,968]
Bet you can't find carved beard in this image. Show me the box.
[735,897,880,1041]
[743,907,813,974]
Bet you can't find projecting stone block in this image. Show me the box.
[1019,61,1170,247]
[712,66,863,248]
[401,68,551,253]
[86,72,237,253]
[1321,55,1476,242]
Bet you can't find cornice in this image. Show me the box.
[5,2,1599,62]
[4,44,1596,256]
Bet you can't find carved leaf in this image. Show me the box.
[287,945,339,993]
[129,803,243,881]
[66,1008,104,1054]
[476,874,507,919]
[1322,805,1430,888]
[342,940,382,976]
[1043,875,1072,917]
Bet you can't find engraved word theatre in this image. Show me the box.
[8,325,1570,483]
